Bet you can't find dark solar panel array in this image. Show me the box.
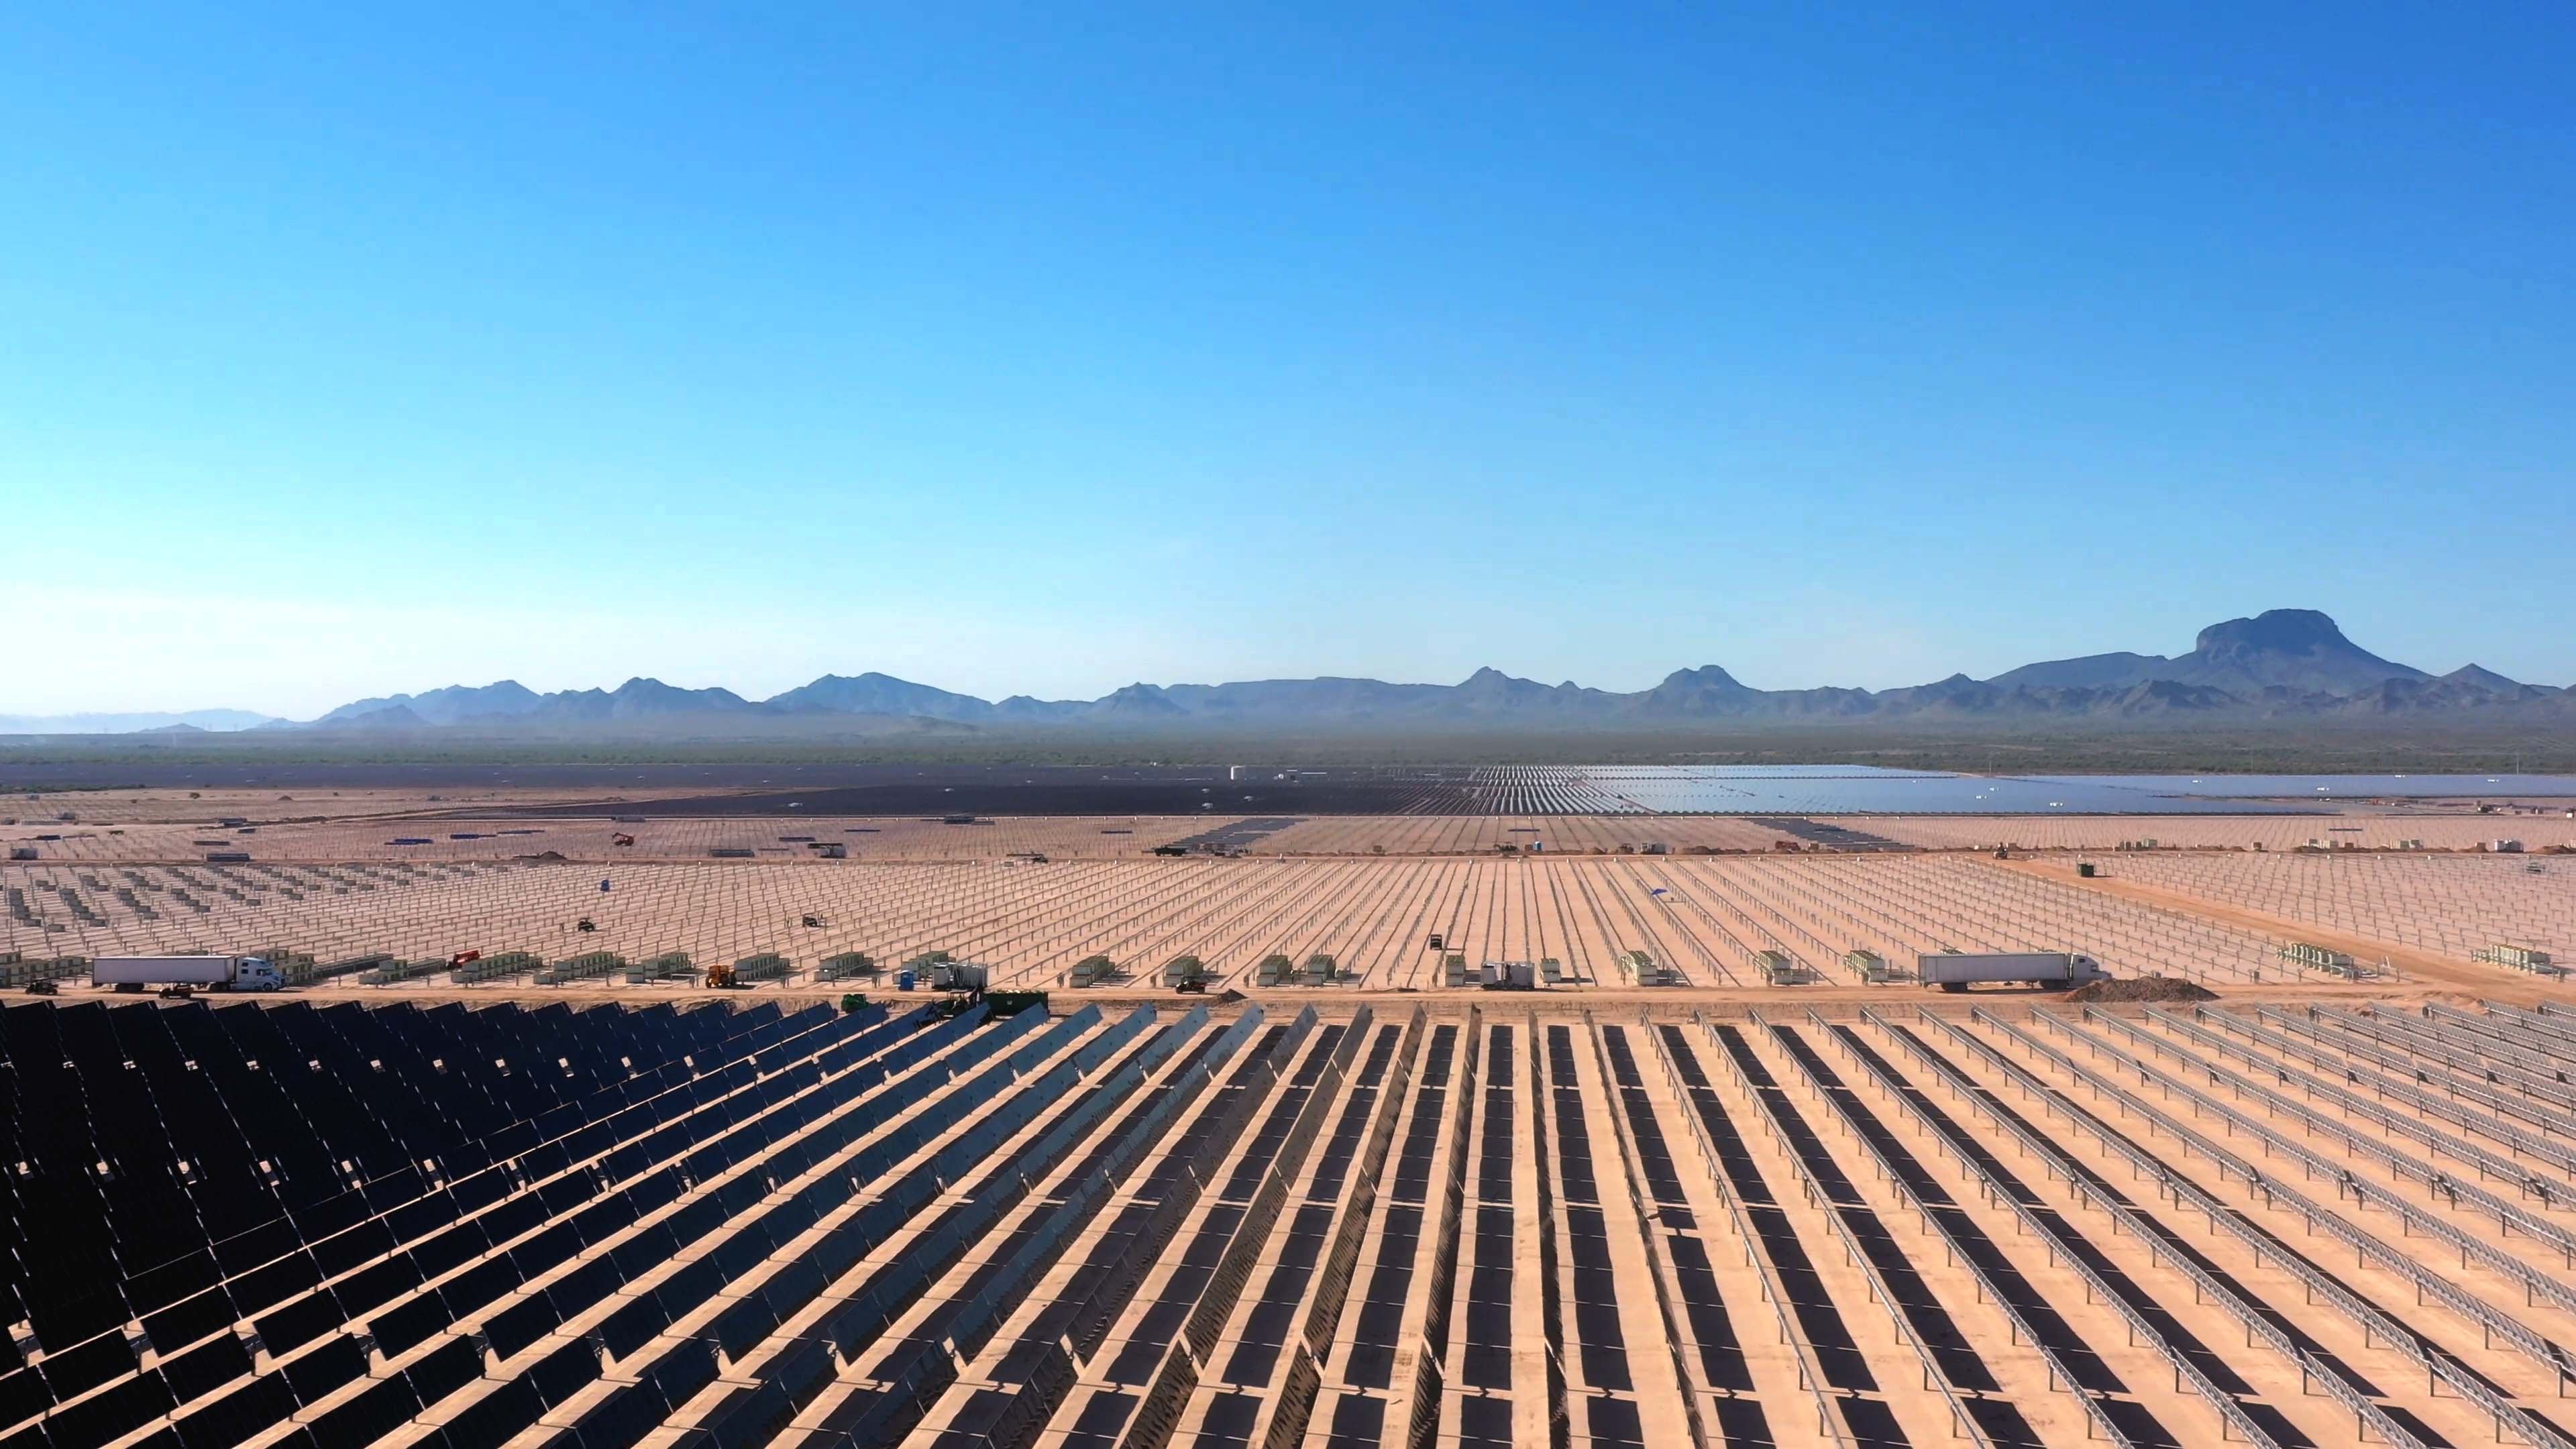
[21,995,2524,1449]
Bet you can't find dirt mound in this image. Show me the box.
[2065,975,2217,1004]
[515,849,570,862]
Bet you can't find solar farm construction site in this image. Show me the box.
[7,782,2576,1449]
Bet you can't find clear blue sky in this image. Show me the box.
[8,3,2571,716]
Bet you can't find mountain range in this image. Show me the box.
[243,610,2569,736]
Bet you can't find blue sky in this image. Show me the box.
[7,3,2571,716]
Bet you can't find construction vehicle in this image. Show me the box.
[611,833,636,847]
[801,914,823,928]
[705,961,745,989]
[24,979,56,996]
[575,916,597,932]
[450,949,482,967]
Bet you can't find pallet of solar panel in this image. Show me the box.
[818,951,878,983]
[1613,948,1666,986]
[1067,953,1118,987]
[1841,948,1908,983]
[447,950,539,985]
[307,950,395,983]
[2473,943,2561,977]
[1162,953,1207,989]
[1441,952,1469,988]
[533,950,625,986]
[625,951,694,985]
[1,954,86,989]
[1746,948,1815,985]
[1256,953,1294,987]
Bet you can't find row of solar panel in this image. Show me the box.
[0,1001,924,1444]
[0,998,820,1348]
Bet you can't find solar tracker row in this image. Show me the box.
[10,996,2576,1448]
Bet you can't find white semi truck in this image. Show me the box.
[1917,951,2105,994]
[93,955,283,993]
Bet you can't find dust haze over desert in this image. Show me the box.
[7,7,2575,1449]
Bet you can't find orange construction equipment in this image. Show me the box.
[451,949,482,967]
[705,962,739,989]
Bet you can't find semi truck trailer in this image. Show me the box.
[1917,951,2105,993]
[92,955,283,992]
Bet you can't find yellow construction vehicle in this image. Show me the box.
[705,962,739,989]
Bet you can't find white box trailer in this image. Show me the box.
[93,955,282,991]
[1918,951,2104,993]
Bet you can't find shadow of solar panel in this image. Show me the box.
[1455,1393,1513,1446]
[1585,1394,1647,1448]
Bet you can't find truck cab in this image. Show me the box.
[231,957,283,991]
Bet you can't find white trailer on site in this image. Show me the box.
[92,955,283,991]
[1917,951,2104,994]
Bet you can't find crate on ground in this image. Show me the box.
[1161,954,1206,987]
[360,957,447,985]
[625,951,695,984]
[818,951,878,983]
[2473,943,2560,977]
[1842,949,1908,983]
[535,951,625,986]
[1256,953,1293,987]
[731,953,793,984]
[1750,948,1817,985]
[1616,949,1677,986]
[1069,954,1117,987]
[450,950,541,985]
[1,954,86,989]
